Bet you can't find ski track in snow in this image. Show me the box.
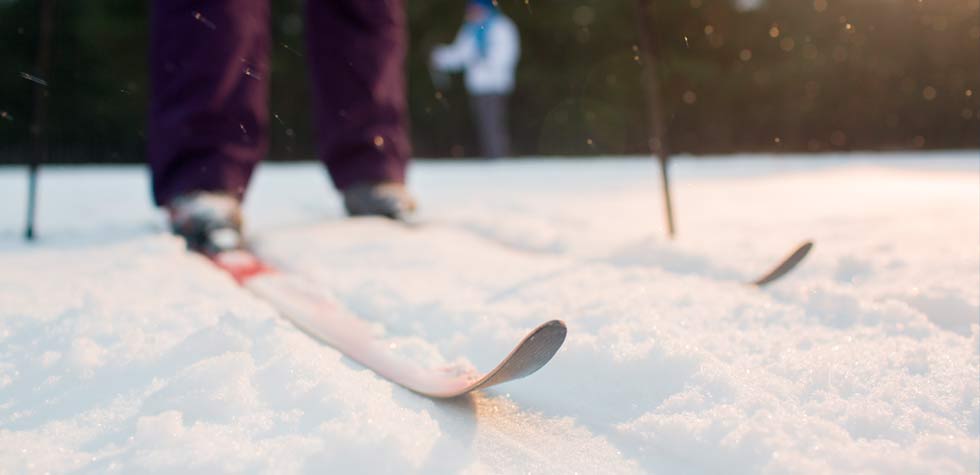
[0,154,977,474]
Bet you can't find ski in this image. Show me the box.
[748,240,814,286]
[207,250,567,398]
[404,219,814,287]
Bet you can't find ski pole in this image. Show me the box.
[25,0,55,241]
[634,0,676,239]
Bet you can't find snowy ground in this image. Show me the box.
[0,152,977,474]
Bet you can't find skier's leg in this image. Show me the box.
[148,0,270,206]
[489,93,511,158]
[306,0,411,191]
[470,93,509,159]
[469,94,489,158]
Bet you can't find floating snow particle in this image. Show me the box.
[572,6,594,27]
[18,72,47,86]
[243,66,262,80]
[191,11,216,30]
[281,43,302,57]
[734,0,764,11]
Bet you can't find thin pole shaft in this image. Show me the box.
[635,0,676,238]
[25,164,38,240]
[26,0,55,241]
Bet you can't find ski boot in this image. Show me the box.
[167,191,244,255]
[342,182,417,221]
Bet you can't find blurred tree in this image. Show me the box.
[0,0,977,164]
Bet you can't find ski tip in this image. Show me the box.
[540,319,567,331]
[490,319,567,383]
[418,320,568,399]
[786,240,814,264]
[751,240,815,287]
[521,319,567,365]
[533,320,567,346]
[797,240,815,254]
[790,240,815,264]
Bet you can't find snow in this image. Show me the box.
[0,152,977,474]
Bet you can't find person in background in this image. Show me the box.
[149,0,416,255]
[430,0,520,160]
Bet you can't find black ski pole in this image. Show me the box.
[634,0,676,239]
[25,0,55,241]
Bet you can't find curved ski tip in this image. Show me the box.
[751,240,815,287]
[792,240,815,264]
[503,319,567,379]
[534,320,568,342]
[781,240,814,260]
[541,319,567,330]
[532,319,567,358]
[798,240,815,254]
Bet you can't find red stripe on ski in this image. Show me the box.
[210,250,276,284]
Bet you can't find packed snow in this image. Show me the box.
[0,152,977,474]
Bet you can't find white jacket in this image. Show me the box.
[431,14,520,94]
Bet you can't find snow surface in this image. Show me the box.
[0,152,977,474]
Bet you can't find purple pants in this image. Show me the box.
[148,0,410,206]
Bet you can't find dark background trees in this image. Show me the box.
[1,0,977,164]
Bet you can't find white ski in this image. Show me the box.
[210,250,566,398]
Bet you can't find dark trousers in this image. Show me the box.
[149,0,410,206]
[469,93,510,159]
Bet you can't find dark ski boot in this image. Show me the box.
[168,192,244,255]
[342,182,417,220]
